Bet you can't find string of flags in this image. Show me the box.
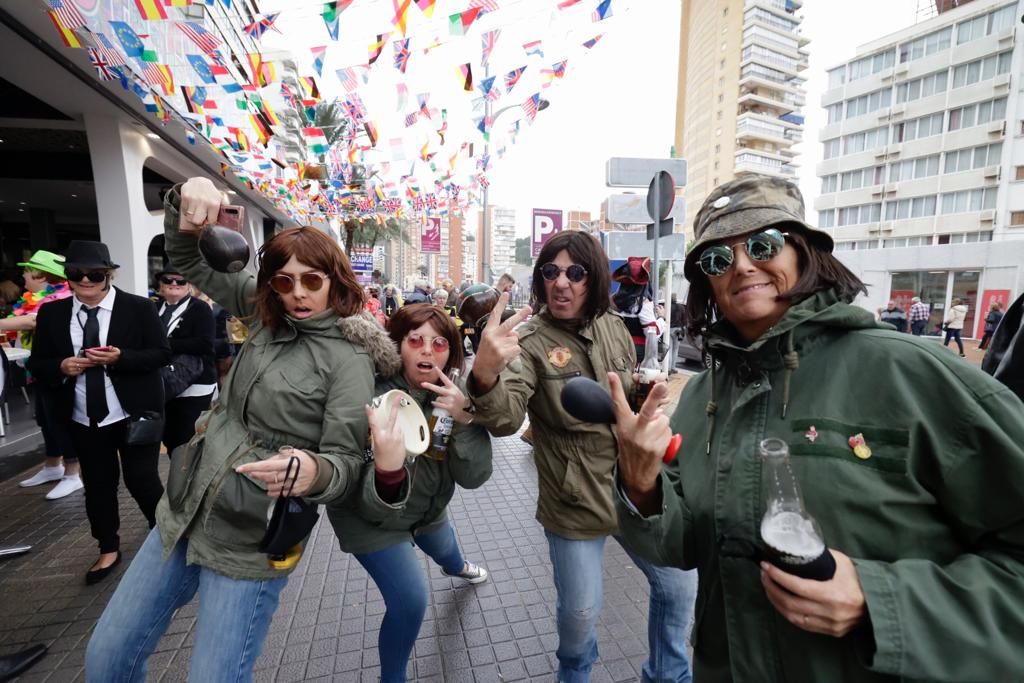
[39,0,626,225]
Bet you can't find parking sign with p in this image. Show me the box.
[532,209,563,257]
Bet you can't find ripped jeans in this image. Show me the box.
[545,531,696,683]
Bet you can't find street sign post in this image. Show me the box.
[607,158,687,188]
[645,170,676,311]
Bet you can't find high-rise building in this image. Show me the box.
[675,0,808,236]
[476,206,516,281]
[566,210,593,231]
[816,0,1024,337]
[447,215,464,284]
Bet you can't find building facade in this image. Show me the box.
[816,0,1024,337]
[675,0,808,236]
[476,206,515,281]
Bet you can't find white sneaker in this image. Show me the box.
[46,475,84,500]
[19,465,64,488]
[442,562,489,584]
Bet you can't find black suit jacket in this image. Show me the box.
[159,296,217,387]
[29,287,172,421]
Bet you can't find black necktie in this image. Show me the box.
[160,301,178,328]
[82,305,109,424]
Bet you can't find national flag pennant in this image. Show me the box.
[51,0,86,29]
[166,0,193,7]
[47,10,82,48]
[393,38,411,73]
[504,66,526,93]
[404,111,419,127]
[414,0,436,18]
[243,13,281,40]
[592,0,612,21]
[134,0,168,20]
[310,45,327,76]
[336,67,359,93]
[178,21,222,53]
[342,93,367,123]
[146,94,171,122]
[468,0,500,16]
[364,121,379,148]
[522,40,543,58]
[249,113,272,145]
[448,7,481,36]
[392,0,412,35]
[321,1,351,41]
[457,63,472,91]
[478,75,498,100]
[396,82,409,110]
[582,33,604,49]
[417,93,432,119]
[143,63,175,95]
[299,76,321,101]
[422,36,442,54]
[540,60,567,87]
[109,21,145,58]
[557,0,582,6]
[92,34,129,66]
[87,48,120,81]
[480,29,500,65]
[181,85,206,113]
[246,54,276,87]
[420,141,433,162]
[368,33,390,65]
[522,93,540,122]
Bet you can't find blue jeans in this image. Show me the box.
[944,327,964,354]
[910,320,927,336]
[86,528,288,683]
[546,531,696,683]
[354,519,467,683]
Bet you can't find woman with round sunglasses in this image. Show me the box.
[467,230,697,683]
[327,303,492,683]
[86,177,401,682]
[612,175,1024,682]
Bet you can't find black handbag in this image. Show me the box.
[161,354,204,399]
[258,456,320,559]
[125,411,165,446]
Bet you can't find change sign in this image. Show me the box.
[532,209,563,257]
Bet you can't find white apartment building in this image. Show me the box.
[816,0,1024,337]
[490,207,517,278]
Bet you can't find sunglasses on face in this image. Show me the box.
[540,263,588,283]
[698,229,790,278]
[66,268,108,283]
[160,276,188,286]
[406,333,450,353]
[268,272,329,295]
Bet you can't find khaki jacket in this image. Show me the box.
[470,310,635,539]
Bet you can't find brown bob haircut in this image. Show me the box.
[253,226,364,331]
[530,231,613,321]
[386,303,465,375]
[684,225,867,338]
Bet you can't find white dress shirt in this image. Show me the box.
[70,288,129,427]
[160,296,216,399]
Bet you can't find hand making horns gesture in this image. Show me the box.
[609,371,673,516]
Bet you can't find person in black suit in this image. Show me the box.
[155,267,216,454]
[28,241,170,584]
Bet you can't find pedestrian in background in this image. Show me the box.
[612,257,667,364]
[29,241,170,584]
[909,296,929,336]
[469,231,696,682]
[614,175,1024,683]
[878,300,908,333]
[979,301,1003,350]
[943,297,968,357]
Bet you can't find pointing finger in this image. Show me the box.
[607,372,633,425]
[486,291,509,329]
[638,382,670,422]
[500,304,533,333]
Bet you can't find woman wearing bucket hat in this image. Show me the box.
[612,175,1024,682]
[4,251,83,499]
[28,241,171,584]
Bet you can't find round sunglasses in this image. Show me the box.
[698,229,789,277]
[405,332,449,353]
[268,272,329,295]
[66,268,109,284]
[539,263,588,283]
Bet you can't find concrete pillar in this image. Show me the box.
[84,115,163,296]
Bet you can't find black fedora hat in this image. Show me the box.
[64,240,119,270]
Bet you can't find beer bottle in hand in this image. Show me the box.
[633,328,661,410]
[425,369,460,460]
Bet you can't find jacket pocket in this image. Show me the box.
[166,435,204,512]
[560,452,583,505]
[204,463,271,550]
[788,418,909,475]
[538,369,583,427]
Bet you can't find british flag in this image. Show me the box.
[480,29,500,65]
[177,21,223,54]
[478,174,490,189]
[393,38,411,73]
[504,66,526,93]
[87,48,118,81]
[50,0,85,29]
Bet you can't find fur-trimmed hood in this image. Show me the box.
[337,312,401,377]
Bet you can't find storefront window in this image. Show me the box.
[890,271,948,334]
[951,270,979,337]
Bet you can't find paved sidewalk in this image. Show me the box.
[0,405,692,682]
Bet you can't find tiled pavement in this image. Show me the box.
[0,372,696,683]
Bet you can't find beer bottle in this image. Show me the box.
[425,368,460,460]
[633,328,661,410]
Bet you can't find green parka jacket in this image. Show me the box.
[156,186,400,580]
[617,290,1024,682]
[470,309,636,539]
[327,374,493,554]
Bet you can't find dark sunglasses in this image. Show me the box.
[268,272,329,295]
[698,229,789,277]
[406,332,449,353]
[540,263,588,283]
[66,268,108,284]
[160,276,188,286]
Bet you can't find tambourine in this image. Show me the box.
[370,389,430,457]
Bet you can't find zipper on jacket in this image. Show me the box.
[539,370,582,381]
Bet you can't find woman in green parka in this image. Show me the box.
[613,175,1024,683]
[328,303,492,683]
[86,176,400,682]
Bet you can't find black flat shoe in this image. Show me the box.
[85,552,122,585]
[0,643,47,682]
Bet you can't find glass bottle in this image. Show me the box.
[759,437,836,581]
[633,327,661,409]
[425,368,460,460]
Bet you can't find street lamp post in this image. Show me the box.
[479,70,548,284]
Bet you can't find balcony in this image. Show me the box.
[735,151,797,177]
[737,91,803,117]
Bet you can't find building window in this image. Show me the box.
[1015,167,1024,181]
[1011,211,1024,226]
[717,110,722,120]
[714,144,720,154]
[723,7,728,16]
[719,58,726,69]
[713,161,719,170]
[713,177,719,185]
[718,93,724,103]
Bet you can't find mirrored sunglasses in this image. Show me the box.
[698,229,789,277]
[66,268,108,284]
[406,332,449,353]
[160,276,188,286]
[540,263,588,283]
[269,272,329,295]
